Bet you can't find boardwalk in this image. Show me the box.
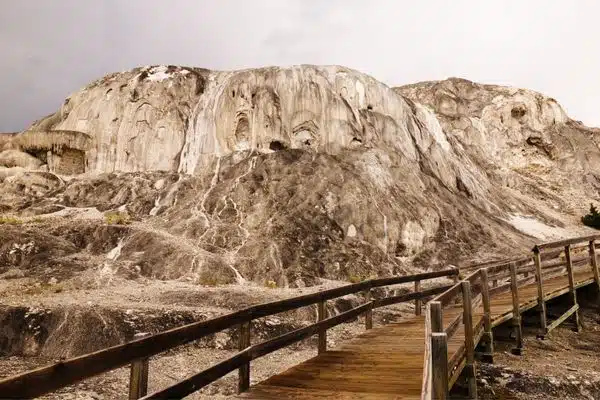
[239,270,595,399]
[0,235,598,399]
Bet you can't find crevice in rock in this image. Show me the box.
[269,141,286,151]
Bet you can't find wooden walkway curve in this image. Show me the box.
[238,270,595,399]
[0,235,599,399]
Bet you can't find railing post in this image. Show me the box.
[317,300,327,353]
[364,289,373,330]
[452,269,461,304]
[415,280,422,316]
[589,240,600,291]
[509,263,523,355]
[565,245,582,331]
[128,333,150,400]
[430,302,448,400]
[238,321,251,393]
[461,281,477,399]
[430,301,443,333]
[480,268,494,362]
[533,247,547,336]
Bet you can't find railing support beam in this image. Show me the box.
[238,321,251,393]
[565,245,582,332]
[533,248,548,337]
[128,333,150,400]
[509,263,523,355]
[461,281,477,399]
[590,240,600,291]
[430,302,448,400]
[479,268,494,363]
[318,300,328,353]
[415,280,422,316]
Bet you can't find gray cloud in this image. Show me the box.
[1,0,599,131]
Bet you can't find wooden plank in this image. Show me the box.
[564,245,581,331]
[128,332,150,400]
[546,304,580,333]
[461,281,477,398]
[464,269,481,285]
[533,249,547,333]
[128,358,149,400]
[509,263,523,354]
[480,268,494,358]
[430,302,443,333]
[421,304,433,400]
[238,322,251,393]
[318,301,327,353]
[431,333,449,400]
[489,281,511,297]
[534,234,600,251]
[542,255,588,271]
[444,314,462,339]
[489,264,535,282]
[432,283,462,307]
[590,240,600,290]
[369,269,459,289]
[448,357,466,390]
[373,285,452,310]
[415,281,422,316]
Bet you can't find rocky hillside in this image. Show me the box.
[1,66,600,292]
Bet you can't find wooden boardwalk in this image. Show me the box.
[1,235,598,399]
[239,270,595,399]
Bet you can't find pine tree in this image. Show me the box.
[582,203,600,229]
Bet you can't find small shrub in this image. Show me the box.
[582,203,600,230]
[198,275,218,287]
[104,211,131,225]
[0,215,23,225]
[349,275,362,284]
[265,280,277,289]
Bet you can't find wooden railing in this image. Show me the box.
[422,233,600,400]
[426,271,485,399]
[0,269,458,399]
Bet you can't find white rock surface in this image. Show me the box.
[17,66,481,196]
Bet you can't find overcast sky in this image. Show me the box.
[1,0,599,131]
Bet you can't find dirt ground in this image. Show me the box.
[475,304,600,400]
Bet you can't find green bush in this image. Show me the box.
[582,203,600,229]
[0,215,23,225]
[265,280,277,289]
[104,211,132,225]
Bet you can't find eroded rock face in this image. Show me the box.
[395,78,600,215]
[28,65,209,172]
[14,66,476,193]
[1,67,600,289]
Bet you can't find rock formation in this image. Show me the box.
[1,65,599,289]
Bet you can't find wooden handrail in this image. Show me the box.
[373,285,452,309]
[3,232,600,399]
[423,233,600,397]
[431,282,462,306]
[533,234,600,251]
[0,268,458,399]
[142,302,373,399]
